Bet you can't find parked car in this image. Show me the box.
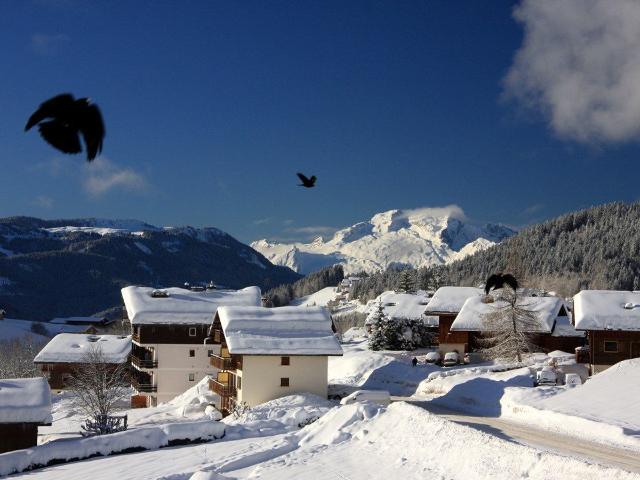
[443,352,459,367]
[564,373,583,387]
[340,390,391,406]
[425,351,441,364]
[536,366,558,386]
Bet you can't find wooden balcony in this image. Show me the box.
[209,378,236,398]
[131,379,157,393]
[210,354,236,371]
[131,372,156,393]
[131,355,158,369]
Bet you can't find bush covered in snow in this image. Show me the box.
[368,315,433,351]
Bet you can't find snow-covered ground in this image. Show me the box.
[7,334,640,478]
[13,401,636,480]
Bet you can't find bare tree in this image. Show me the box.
[0,335,47,379]
[67,344,129,435]
[478,286,541,363]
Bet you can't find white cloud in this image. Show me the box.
[30,33,69,56]
[32,195,54,209]
[504,0,640,143]
[252,217,273,225]
[399,205,466,221]
[83,158,149,197]
[286,225,338,236]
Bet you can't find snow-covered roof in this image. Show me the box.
[217,306,343,356]
[551,315,585,337]
[574,290,640,331]
[34,334,131,364]
[376,291,431,320]
[0,377,52,424]
[424,286,484,314]
[122,286,262,325]
[450,295,567,333]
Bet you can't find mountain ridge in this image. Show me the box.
[252,208,515,274]
[0,216,300,320]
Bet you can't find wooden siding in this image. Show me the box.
[438,314,471,348]
[588,330,640,367]
[0,423,39,453]
[133,324,210,344]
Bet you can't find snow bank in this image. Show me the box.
[0,377,52,424]
[422,367,535,415]
[0,419,225,476]
[222,394,334,437]
[500,357,640,450]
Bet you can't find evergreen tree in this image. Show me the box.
[398,269,416,293]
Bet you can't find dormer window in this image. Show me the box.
[188,327,197,337]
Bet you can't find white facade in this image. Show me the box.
[135,342,222,404]
[235,355,329,407]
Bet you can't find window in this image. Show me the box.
[188,327,197,337]
[207,350,214,357]
[189,373,195,382]
[280,377,289,387]
[604,341,619,353]
[237,376,242,390]
[189,349,195,357]
[281,356,290,366]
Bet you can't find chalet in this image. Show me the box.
[365,291,437,331]
[423,286,484,353]
[574,290,640,374]
[33,334,131,390]
[450,294,583,354]
[206,306,343,415]
[121,285,262,407]
[0,377,52,453]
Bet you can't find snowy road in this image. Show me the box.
[399,398,640,474]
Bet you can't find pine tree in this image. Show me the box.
[367,302,388,350]
[398,269,416,293]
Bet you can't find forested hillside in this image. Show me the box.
[350,202,640,300]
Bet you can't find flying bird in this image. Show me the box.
[296,172,316,188]
[484,273,519,295]
[25,93,105,161]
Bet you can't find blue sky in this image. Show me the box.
[1,0,640,243]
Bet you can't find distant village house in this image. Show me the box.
[0,377,52,454]
[33,333,131,390]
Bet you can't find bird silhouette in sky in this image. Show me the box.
[296,172,316,188]
[484,273,519,295]
[25,93,105,161]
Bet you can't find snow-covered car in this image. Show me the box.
[340,390,391,406]
[564,373,582,387]
[536,366,558,386]
[443,352,459,367]
[425,351,441,364]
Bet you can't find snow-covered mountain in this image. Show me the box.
[252,207,515,274]
[0,216,299,320]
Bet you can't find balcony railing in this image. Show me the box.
[131,355,158,369]
[131,376,157,393]
[210,355,236,371]
[132,332,141,343]
[209,378,236,398]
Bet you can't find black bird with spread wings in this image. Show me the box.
[296,172,316,188]
[25,93,105,161]
[485,273,519,295]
